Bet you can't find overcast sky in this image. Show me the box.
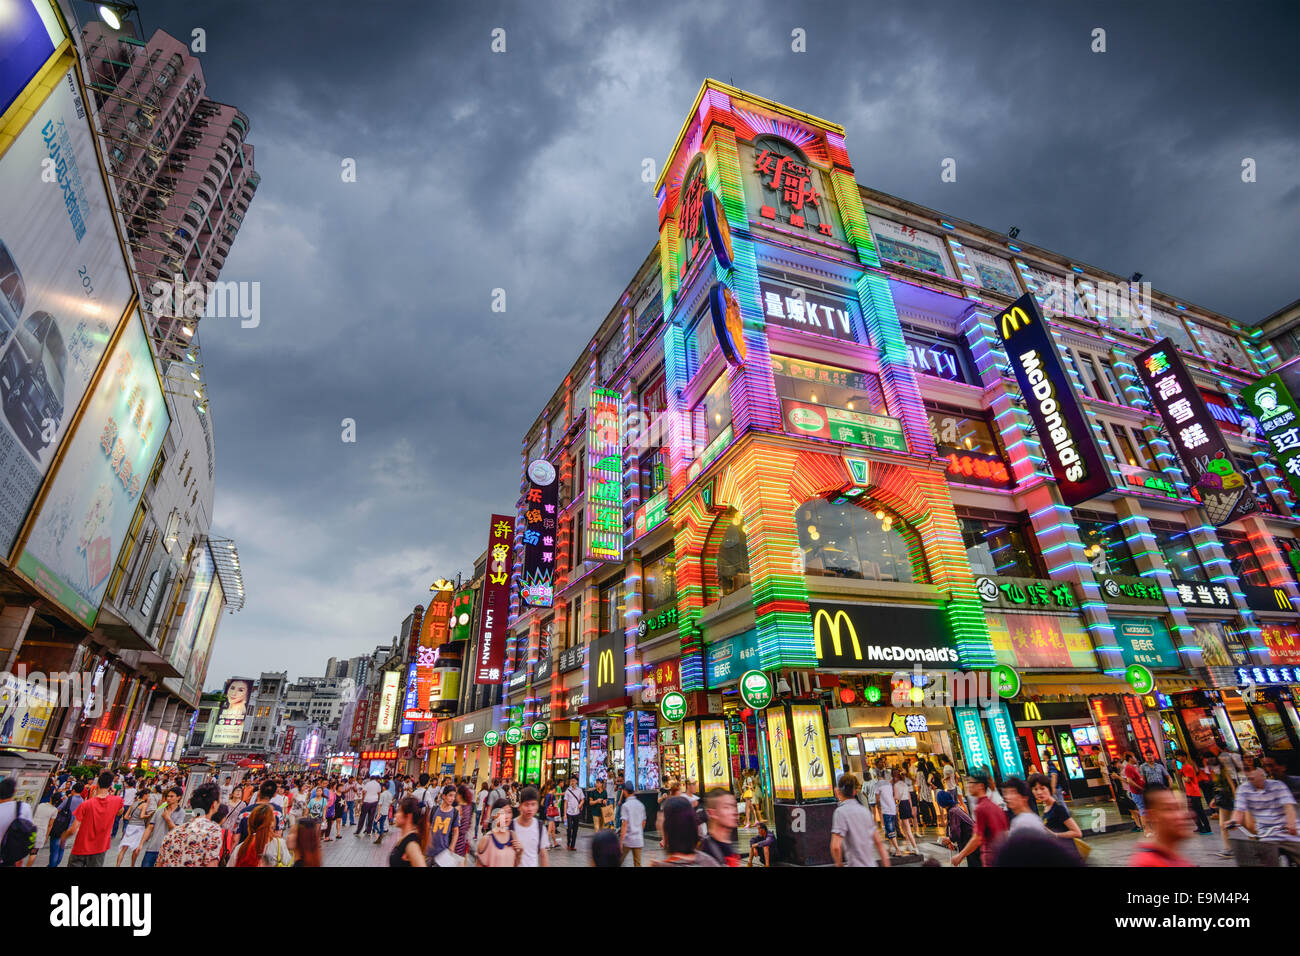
[126,0,1298,687]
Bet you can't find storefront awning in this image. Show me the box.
[1019,672,1133,697]
[1155,676,1205,694]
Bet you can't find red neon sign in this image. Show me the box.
[88,728,117,747]
[944,450,1011,487]
[359,750,398,761]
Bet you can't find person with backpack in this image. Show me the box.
[47,780,82,867]
[28,791,58,867]
[563,775,585,851]
[1121,752,1149,836]
[510,785,548,867]
[0,776,36,868]
[114,787,153,868]
[62,771,123,867]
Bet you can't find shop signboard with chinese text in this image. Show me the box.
[640,656,679,705]
[521,458,559,606]
[1098,575,1167,607]
[1122,695,1160,761]
[682,718,698,785]
[638,605,678,641]
[758,278,856,343]
[633,489,669,539]
[744,137,842,240]
[1113,617,1179,670]
[586,387,623,561]
[474,514,514,683]
[1134,340,1256,525]
[699,718,731,792]
[1170,578,1236,611]
[790,704,833,800]
[1260,624,1300,666]
[974,576,1078,612]
[982,702,1025,779]
[449,590,474,641]
[955,707,993,776]
[764,707,796,799]
[780,399,906,452]
[706,628,760,688]
[994,293,1110,506]
[904,331,972,384]
[987,613,1097,670]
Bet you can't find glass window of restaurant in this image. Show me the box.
[638,446,667,499]
[643,545,676,614]
[566,595,583,649]
[599,575,625,638]
[797,498,927,583]
[772,354,888,414]
[1076,515,1141,577]
[707,510,751,601]
[1151,523,1208,582]
[958,513,1039,577]
[1218,532,1269,587]
[695,373,732,448]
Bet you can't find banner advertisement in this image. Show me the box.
[790,704,833,800]
[0,68,136,556]
[183,573,223,702]
[590,631,625,704]
[167,544,215,676]
[376,670,400,734]
[765,707,796,799]
[960,246,1021,297]
[16,313,169,626]
[994,293,1111,506]
[449,589,474,641]
[211,677,252,746]
[866,215,957,279]
[585,386,623,562]
[416,589,453,714]
[0,668,57,750]
[520,458,558,606]
[474,514,514,683]
[1134,339,1256,525]
[699,717,731,792]
[683,719,698,785]
[1241,374,1300,501]
[987,613,1098,670]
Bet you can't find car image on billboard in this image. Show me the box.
[1,310,66,456]
[0,239,26,351]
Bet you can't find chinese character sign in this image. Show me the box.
[678,157,709,277]
[474,514,514,684]
[758,278,857,343]
[699,718,731,792]
[750,138,838,238]
[521,459,558,607]
[1135,340,1256,526]
[790,704,833,800]
[683,719,699,786]
[1242,375,1300,501]
[585,386,623,562]
[765,707,796,800]
[16,314,169,627]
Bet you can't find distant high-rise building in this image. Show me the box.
[80,24,258,360]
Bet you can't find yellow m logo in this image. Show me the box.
[1000,306,1031,340]
[597,648,616,687]
[813,609,861,661]
[1275,589,1293,610]
[1024,701,1042,721]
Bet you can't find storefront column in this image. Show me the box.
[623,551,644,703]
[1240,513,1300,603]
[0,601,36,673]
[1020,483,1124,675]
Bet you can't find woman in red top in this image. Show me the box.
[1178,759,1213,834]
[1129,787,1195,867]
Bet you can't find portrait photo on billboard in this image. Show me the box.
[0,67,135,556]
[212,676,253,746]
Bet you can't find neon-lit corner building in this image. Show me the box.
[497,81,1300,859]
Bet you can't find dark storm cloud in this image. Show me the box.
[129,0,1297,683]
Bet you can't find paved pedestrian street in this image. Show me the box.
[47,817,1244,869]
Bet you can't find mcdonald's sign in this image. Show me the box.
[808,601,957,669]
[589,633,626,704]
[1242,584,1299,614]
[1023,701,1042,721]
[994,292,1111,507]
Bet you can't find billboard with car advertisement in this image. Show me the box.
[0,67,136,558]
[16,313,169,626]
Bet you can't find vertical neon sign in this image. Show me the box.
[586,385,624,561]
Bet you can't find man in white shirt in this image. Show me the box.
[510,786,548,867]
[562,775,585,851]
[374,785,394,843]
[356,775,382,836]
[617,781,645,867]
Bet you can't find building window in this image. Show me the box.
[797,499,927,583]
[695,374,732,448]
[1218,531,1268,587]
[643,546,676,613]
[1107,423,1150,470]
[958,514,1039,578]
[706,510,751,601]
[1098,359,1128,405]
[599,576,625,638]
[1151,525,1207,582]
[598,335,623,383]
[1076,516,1141,577]
[902,327,975,384]
[1234,454,1276,514]
[928,405,1013,488]
[1076,352,1109,400]
[638,447,668,500]
[772,354,887,415]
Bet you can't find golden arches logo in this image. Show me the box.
[1024,701,1042,721]
[1275,588,1293,610]
[813,609,862,661]
[596,648,616,687]
[999,305,1032,340]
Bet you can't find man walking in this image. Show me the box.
[563,775,584,851]
[830,773,889,867]
[617,781,645,867]
[62,771,123,867]
[356,775,381,837]
[950,771,1007,868]
[1231,764,1299,866]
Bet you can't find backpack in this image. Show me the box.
[49,795,80,840]
[1,803,35,865]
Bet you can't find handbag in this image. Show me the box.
[546,802,559,819]
[601,805,616,824]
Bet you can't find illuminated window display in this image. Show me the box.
[797,499,925,583]
[959,515,1038,578]
[1076,516,1141,577]
[707,510,751,600]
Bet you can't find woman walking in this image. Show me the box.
[291,818,322,867]
[114,788,152,867]
[540,780,560,849]
[390,796,429,867]
[229,805,290,867]
[476,800,518,867]
[1205,754,1236,858]
[893,768,920,854]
